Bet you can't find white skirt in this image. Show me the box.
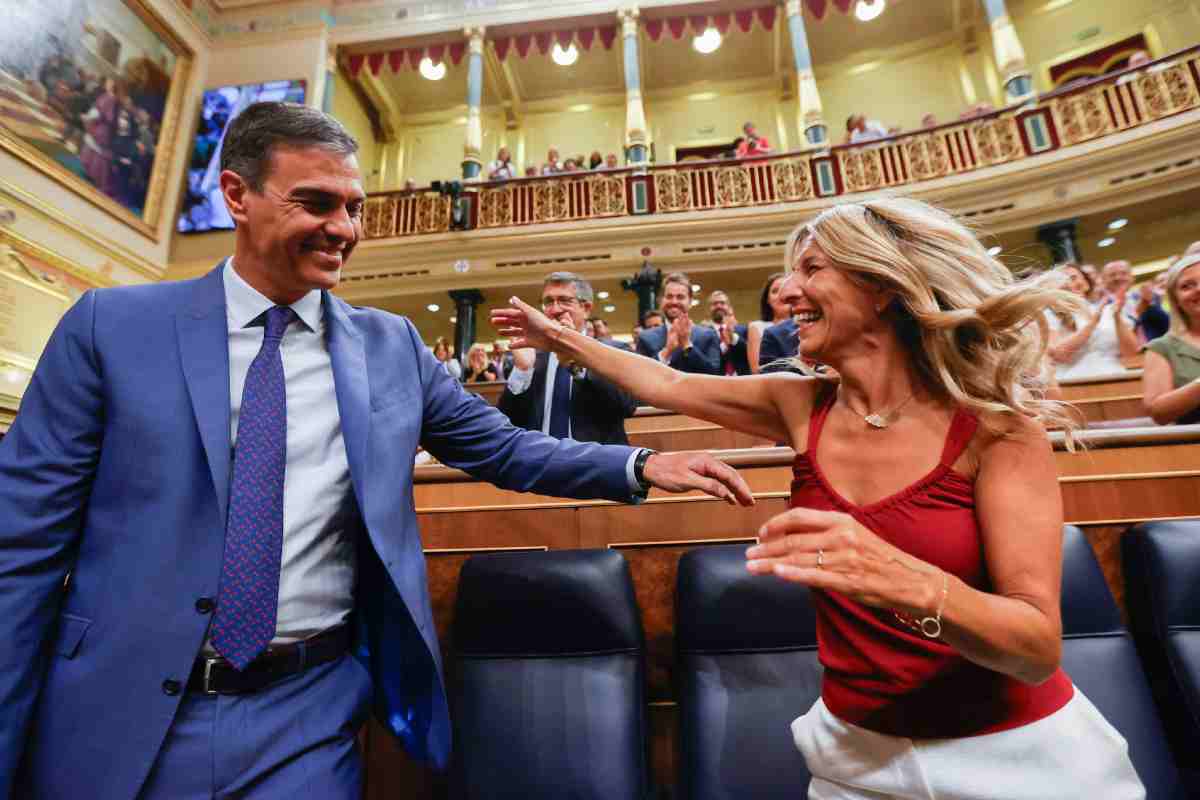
[791,689,1145,799]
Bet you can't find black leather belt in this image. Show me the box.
[187,625,351,695]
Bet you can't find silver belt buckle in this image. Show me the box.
[202,656,222,695]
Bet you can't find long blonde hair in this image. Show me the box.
[786,197,1086,435]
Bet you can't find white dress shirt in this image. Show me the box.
[506,347,644,491]
[209,259,357,650]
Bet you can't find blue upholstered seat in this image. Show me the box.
[1061,524,1185,798]
[1122,518,1200,794]
[450,548,648,799]
[675,543,820,799]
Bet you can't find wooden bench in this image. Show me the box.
[1060,371,1145,424]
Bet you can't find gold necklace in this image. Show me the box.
[845,389,916,429]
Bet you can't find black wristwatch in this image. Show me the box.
[633,448,657,491]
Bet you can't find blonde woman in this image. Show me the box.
[462,343,499,383]
[493,197,1143,798]
[1143,252,1200,425]
[1046,263,1138,379]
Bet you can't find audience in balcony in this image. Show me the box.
[462,343,500,383]
[747,272,793,373]
[736,121,772,157]
[845,113,892,144]
[498,271,638,445]
[562,157,580,172]
[588,151,604,170]
[705,290,750,375]
[636,272,722,374]
[1046,263,1138,379]
[487,147,516,180]
[605,153,620,169]
[432,336,462,380]
[958,102,996,120]
[523,166,538,177]
[541,147,563,175]
[1143,252,1200,425]
[920,113,938,129]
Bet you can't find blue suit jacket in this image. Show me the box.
[759,319,798,369]
[635,322,722,374]
[0,266,638,799]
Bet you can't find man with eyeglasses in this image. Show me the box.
[498,272,638,445]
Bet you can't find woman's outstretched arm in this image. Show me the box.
[492,298,810,444]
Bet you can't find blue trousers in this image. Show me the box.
[137,654,372,799]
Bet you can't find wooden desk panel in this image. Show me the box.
[1059,372,1141,402]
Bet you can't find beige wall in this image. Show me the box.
[1008,0,1200,92]
[646,87,778,159]
[330,70,381,191]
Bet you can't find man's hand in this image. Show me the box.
[642,451,755,506]
[512,347,536,371]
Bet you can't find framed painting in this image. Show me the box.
[0,0,193,241]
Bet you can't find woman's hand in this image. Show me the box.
[491,297,563,351]
[745,507,940,616]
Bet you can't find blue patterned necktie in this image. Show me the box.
[210,305,294,670]
[548,356,572,439]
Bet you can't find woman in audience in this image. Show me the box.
[432,336,462,380]
[461,343,499,383]
[1046,263,1138,379]
[588,151,604,170]
[747,271,790,373]
[493,197,1143,799]
[1143,252,1200,425]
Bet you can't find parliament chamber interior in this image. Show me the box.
[2,0,1200,797]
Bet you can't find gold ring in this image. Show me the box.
[817,549,825,569]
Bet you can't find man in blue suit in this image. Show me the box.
[706,290,750,375]
[635,272,722,374]
[0,102,752,799]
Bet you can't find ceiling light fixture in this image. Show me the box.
[604,305,616,313]
[568,103,592,112]
[450,315,457,323]
[854,0,886,22]
[692,27,722,54]
[987,246,1002,257]
[1108,218,1128,230]
[1097,237,1116,248]
[597,291,610,299]
[690,299,700,307]
[688,91,718,101]
[419,57,446,81]
[427,303,440,312]
[692,284,702,293]
[552,42,579,66]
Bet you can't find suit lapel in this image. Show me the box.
[531,351,550,431]
[176,266,233,525]
[324,293,371,514]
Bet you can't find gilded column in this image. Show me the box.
[462,26,486,180]
[982,0,1033,103]
[618,7,649,165]
[785,0,827,148]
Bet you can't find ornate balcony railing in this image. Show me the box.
[362,46,1200,240]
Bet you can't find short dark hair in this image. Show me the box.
[640,309,663,325]
[220,102,358,191]
[543,271,593,303]
[662,271,693,298]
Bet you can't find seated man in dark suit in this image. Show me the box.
[499,272,638,445]
[636,272,722,374]
[706,290,750,375]
[589,317,631,351]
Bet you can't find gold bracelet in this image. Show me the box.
[892,569,948,638]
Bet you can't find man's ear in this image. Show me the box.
[219,169,252,226]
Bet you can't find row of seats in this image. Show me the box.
[444,522,1199,799]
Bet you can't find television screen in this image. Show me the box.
[177,79,306,233]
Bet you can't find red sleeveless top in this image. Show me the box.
[792,386,1073,738]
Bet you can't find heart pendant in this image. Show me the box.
[864,413,889,429]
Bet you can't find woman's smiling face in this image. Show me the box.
[788,237,888,363]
